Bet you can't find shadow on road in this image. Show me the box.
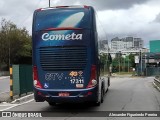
[44,102,98,112]
[37,103,104,117]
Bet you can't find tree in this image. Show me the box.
[128,54,136,68]
[112,52,124,72]
[0,19,32,70]
[112,53,136,73]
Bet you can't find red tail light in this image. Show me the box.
[56,6,69,8]
[36,8,42,12]
[84,5,89,9]
[87,65,97,88]
[33,66,42,89]
[44,27,82,31]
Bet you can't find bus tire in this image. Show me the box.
[48,102,56,106]
[101,86,105,103]
[106,87,109,93]
[106,78,110,93]
[108,77,110,87]
[94,101,100,106]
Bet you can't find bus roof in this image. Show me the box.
[36,5,91,12]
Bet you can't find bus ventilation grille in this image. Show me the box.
[39,46,87,71]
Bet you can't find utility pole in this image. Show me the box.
[124,56,125,72]
[119,51,121,74]
[122,54,126,72]
[6,29,10,69]
[49,0,51,7]
[9,38,10,68]
[128,57,129,73]
[145,54,147,76]
[140,50,142,75]
[119,59,120,74]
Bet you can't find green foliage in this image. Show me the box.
[112,53,123,66]
[99,53,112,65]
[112,53,136,72]
[99,53,107,65]
[128,54,136,67]
[0,19,32,70]
[99,53,112,75]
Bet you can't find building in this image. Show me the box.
[111,37,143,51]
[134,38,143,49]
[110,37,119,50]
[99,40,109,50]
[150,40,160,53]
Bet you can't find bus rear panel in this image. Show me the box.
[32,6,107,105]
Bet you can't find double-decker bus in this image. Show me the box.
[32,5,111,106]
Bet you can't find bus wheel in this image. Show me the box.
[94,101,100,106]
[108,77,110,87]
[48,102,56,106]
[101,87,105,103]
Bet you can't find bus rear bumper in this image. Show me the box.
[34,87,99,103]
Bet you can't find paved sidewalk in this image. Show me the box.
[0,76,10,103]
[0,76,34,103]
[0,92,10,103]
[0,76,10,80]
[111,73,133,77]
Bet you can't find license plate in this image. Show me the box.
[58,92,70,97]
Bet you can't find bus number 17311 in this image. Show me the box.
[70,79,84,84]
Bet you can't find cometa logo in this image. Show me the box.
[42,33,83,41]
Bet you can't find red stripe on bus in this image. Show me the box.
[44,27,83,31]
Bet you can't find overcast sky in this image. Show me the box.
[1,0,160,48]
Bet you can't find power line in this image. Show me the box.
[95,11,108,41]
[19,0,42,26]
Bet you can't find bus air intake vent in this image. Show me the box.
[39,46,87,71]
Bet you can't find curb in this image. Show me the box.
[11,93,34,104]
[0,91,10,103]
[154,78,160,83]
[0,76,10,80]
[153,81,160,92]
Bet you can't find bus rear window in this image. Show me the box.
[34,9,91,31]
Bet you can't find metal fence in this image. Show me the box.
[136,67,160,76]
[11,64,33,98]
[146,67,160,76]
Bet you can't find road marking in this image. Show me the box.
[0,99,34,111]
[11,93,33,104]
[0,104,18,106]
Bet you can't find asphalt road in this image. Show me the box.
[1,76,160,120]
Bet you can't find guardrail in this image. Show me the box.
[153,76,160,91]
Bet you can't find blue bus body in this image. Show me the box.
[32,6,110,105]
